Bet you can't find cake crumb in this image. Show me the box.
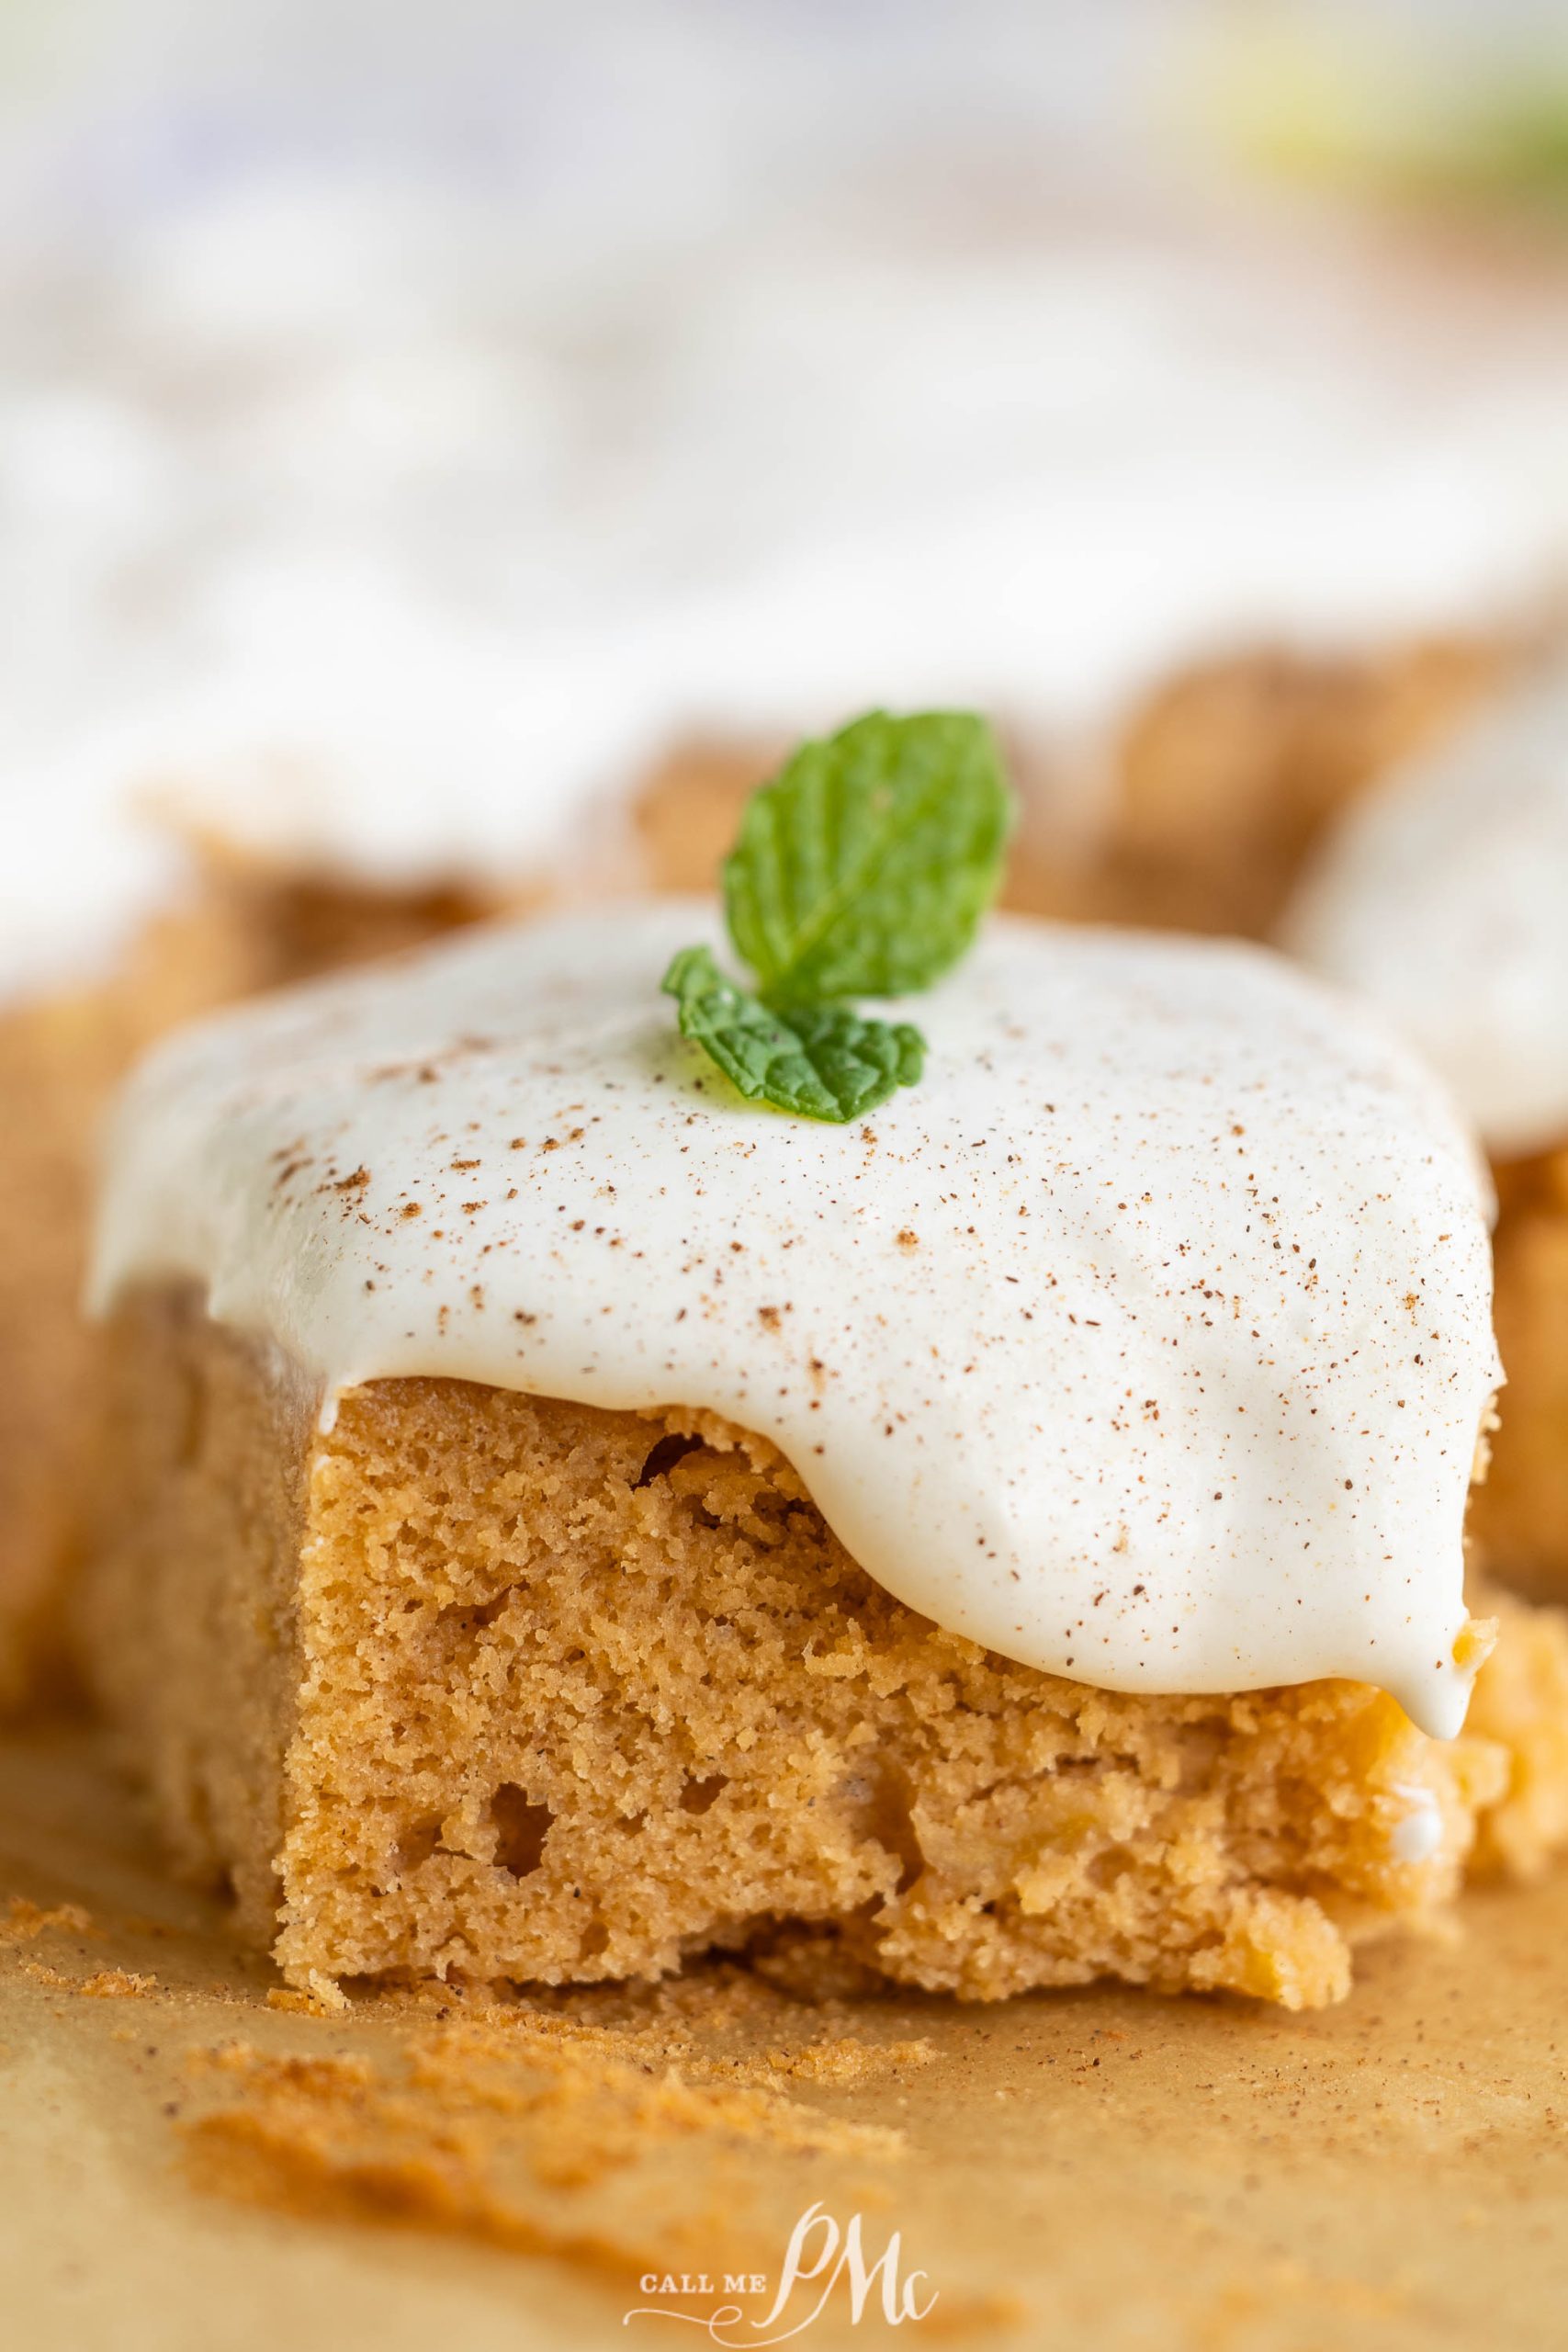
[265,1984,343,2018]
[181,2016,902,2278]
[1,1895,96,1943]
[79,1968,158,1999]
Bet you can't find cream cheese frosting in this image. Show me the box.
[89,902,1499,1737]
[1285,671,1568,1160]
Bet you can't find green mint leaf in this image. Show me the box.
[723,709,1013,1001]
[662,945,925,1124]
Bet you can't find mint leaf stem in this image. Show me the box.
[662,947,924,1124]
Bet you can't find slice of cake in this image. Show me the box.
[80,888,1517,2009]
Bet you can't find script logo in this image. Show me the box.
[624,2200,937,2344]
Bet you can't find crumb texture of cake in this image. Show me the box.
[82,1295,1512,2014]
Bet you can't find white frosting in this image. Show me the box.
[1387,1787,1446,1866]
[1285,671,1568,1159]
[90,902,1498,1737]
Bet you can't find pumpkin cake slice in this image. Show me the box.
[76,889,1528,2010]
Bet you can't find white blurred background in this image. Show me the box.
[2,0,1567,983]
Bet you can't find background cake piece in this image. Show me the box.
[1483,1151,1568,1601]
[1286,671,1568,1602]
[0,856,511,1706]
[1468,1582,1568,1880]
[631,639,1514,929]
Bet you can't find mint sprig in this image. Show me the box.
[663,947,926,1121]
[662,709,1012,1125]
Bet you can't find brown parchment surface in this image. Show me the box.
[3,1721,1566,2352]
